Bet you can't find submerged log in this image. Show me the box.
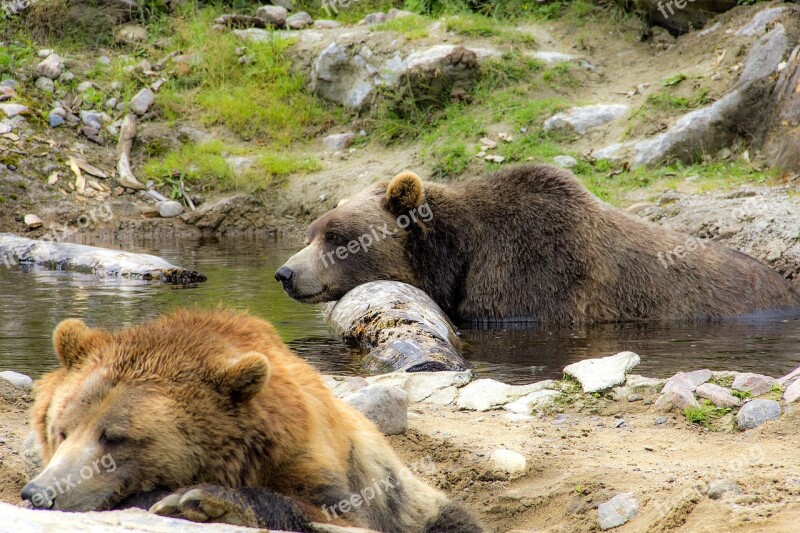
[0,234,206,283]
[325,281,468,373]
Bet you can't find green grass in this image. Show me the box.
[444,14,535,44]
[684,400,730,428]
[663,73,688,87]
[645,89,712,111]
[374,13,430,40]
[731,389,752,400]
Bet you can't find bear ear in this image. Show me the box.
[53,319,97,370]
[384,171,424,217]
[216,352,271,403]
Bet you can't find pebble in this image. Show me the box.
[345,384,408,435]
[362,12,387,25]
[105,98,118,110]
[598,493,639,530]
[286,11,313,30]
[736,399,781,430]
[655,387,698,411]
[0,103,30,118]
[58,72,74,83]
[256,5,288,28]
[323,132,356,151]
[614,419,627,428]
[627,393,643,402]
[0,80,17,88]
[732,373,777,397]
[314,19,341,29]
[157,201,183,218]
[80,110,104,129]
[553,155,578,169]
[707,479,742,500]
[37,49,53,58]
[97,55,111,65]
[655,416,667,425]
[77,81,95,93]
[553,414,570,425]
[34,77,54,93]
[37,54,62,79]
[48,113,64,128]
[129,88,155,116]
[488,448,526,480]
[0,370,34,391]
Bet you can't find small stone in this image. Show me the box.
[110,81,122,91]
[256,5,288,28]
[661,369,712,393]
[105,98,118,110]
[627,394,643,402]
[655,387,698,411]
[286,12,312,30]
[37,49,53,58]
[97,55,111,65]
[314,19,341,29]
[77,81,95,93]
[614,419,627,428]
[784,380,800,403]
[736,399,781,430]
[695,383,740,408]
[563,351,641,393]
[345,385,408,435]
[553,155,578,168]
[129,88,155,116]
[0,371,34,391]
[80,110,103,129]
[116,23,148,44]
[0,79,18,88]
[272,0,294,10]
[58,72,75,83]
[48,113,64,128]
[544,104,628,135]
[707,479,742,500]
[323,132,355,151]
[553,414,570,425]
[598,493,638,530]
[37,54,62,79]
[34,77,54,93]
[732,373,777,397]
[387,8,414,20]
[0,103,30,118]
[362,12,386,25]
[158,201,183,218]
[655,416,667,425]
[488,449,526,480]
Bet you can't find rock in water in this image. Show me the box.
[0,371,33,391]
[488,449,526,480]
[344,385,408,435]
[563,351,641,393]
[598,493,639,530]
[736,399,781,429]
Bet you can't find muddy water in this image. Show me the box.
[1,237,799,383]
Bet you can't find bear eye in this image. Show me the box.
[58,431,67,442]
[100,430,126,446]
[324,231,348,246]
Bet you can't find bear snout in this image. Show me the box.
[21,481,54,509]
[274,266,294,285]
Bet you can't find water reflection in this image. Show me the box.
[1,236,799,384]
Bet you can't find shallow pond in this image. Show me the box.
[1,236,799,383]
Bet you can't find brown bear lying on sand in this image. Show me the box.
[276,164,800,323]
[21,309,482,532]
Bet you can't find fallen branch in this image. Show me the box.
[116,114,146,190]
[0,233,206,283]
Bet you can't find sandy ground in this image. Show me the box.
[3,381,799,532]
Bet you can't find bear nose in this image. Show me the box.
[274,266,294,284]
[21,482,53,508]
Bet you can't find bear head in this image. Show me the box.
[275,171,434,303]
[22,316,271,511]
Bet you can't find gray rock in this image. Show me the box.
[97,55,111,65]
[362,12,387,25]
[654,416,667,425]
[314,19,341,29]
[732,373,777,397]
[129,88,155,116]
[77,81,95,93]
[662,369,712,393]
[783,379,800,403]
[366,370,471,402]
[553,155,578,168]
[256,5,288,28]
[563,351,641,393]
[543,104,628,135]
[34,77,54,93]
[598,492,639,530]
[655,387,698,411]
[695,383,740,408]
[37,49,53,58]
[778,367,800,386]
[37,54,62,79]
[80,110,104,129]
[387,8,414,20]
[627,393,643,402]
[272,0,294,10]
[116,23,148,44]
[157,201,183,218]
[503,389,562,414]
[49,113,64,128]
[22,432,43,478]
[735,6,791,37]
[0,103,30,118]
[528,50,575,63]
[58,72,75,83]
[457,379,557,411]
[0,79,18,88]
[736,399,781,429]
[323,132,355,151]
[286,12,312,30]
[105,97,119,110]
[707,479,742,500]
[0,370,33,390]
[344,384,408,435]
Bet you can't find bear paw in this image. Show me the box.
[149,485,258,527]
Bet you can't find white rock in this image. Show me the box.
[732,373,777,397]
[598,493,639,530]
[778,367,800,386]
[563,351,640,393]
[23,214,43,230]
[661,369,712,393]
[503,390,562,414]
[0,103,30,118]
[695,383,740,408]
[424,386,459,405]
[527,50,575,63]
[314,19,341,29]
[553,155,578,168]
[129,88,155,116]
[0,370,33,391]
[784,379,800,403]
[735,7,788,37]
[366,370,471,402]
[488,449,526,480]
[157,201,183,218]
[457,379,557,411]
[323,132,355,151]
[544,104,628,135]
[37,54,62,79]
[34,77,54,93]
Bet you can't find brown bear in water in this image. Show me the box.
[275,164,800,323]
[21,309,482,532]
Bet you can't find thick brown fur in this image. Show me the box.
[277,164,800,323]
[25,309,482,532]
